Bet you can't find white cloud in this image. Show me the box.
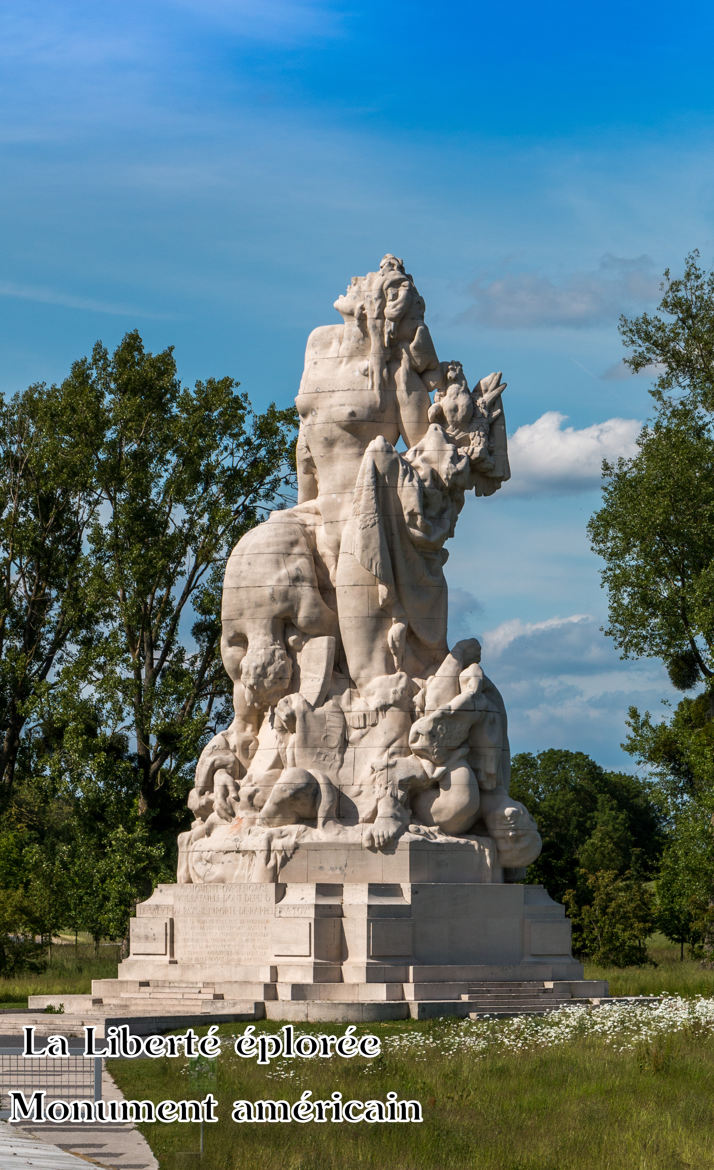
[600,359,662,382]
[465,254,661,329]
[506,411,641,496]
[482,613,624,677]
[478,612,676,768]
[0,281,171,319]
[482,613,593,660]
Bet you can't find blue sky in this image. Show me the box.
[3,0,714,768]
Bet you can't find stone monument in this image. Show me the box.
[79,257,607,1021]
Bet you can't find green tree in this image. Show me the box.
[588,408,714,692]
[577,794,632,875]
[618,249,714,413]
[510,749,664,904]
[588,251,714,692]
[93,824,165,943]
[0,888,45,976]
[564,870,655,967]
[625,694,714,806]
[78,332,297,839]
[0,378,101,804]
[0,332,298,966]
[2,332,298,851]
[656,831,707,960]
[589,251,714,692]
[588,251,714,962]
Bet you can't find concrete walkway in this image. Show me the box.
[8,1066,158,1170]
[0,1122,94,1168]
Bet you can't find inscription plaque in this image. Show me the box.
[171,884,277,963]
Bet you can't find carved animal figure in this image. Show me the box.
[221,513,338,712]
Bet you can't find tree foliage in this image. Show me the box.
[510,750,663,963]
[564,870,655,967]
[2,331,297,840]
[589,251,714,692]
[0,377,101,800]
[0,888,45,976]
[656,808,714,959]
[588,411,714,689]
[589,251,714,963]
[510,749,664,903]
[0,331,298,954]
[72,332,298,836]
[618,250,714,412]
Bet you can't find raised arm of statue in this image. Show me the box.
[395,320,442,448]
[395,353,432,448]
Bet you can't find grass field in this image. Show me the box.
[109,1004,714,1170]
[0,940,121,1006]
[584,933,714,997]
[3,937,714,1167]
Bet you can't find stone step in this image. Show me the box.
[464,982,553,990]
[409,1001,473,1020]
[114,962,278,983]
[136,982,217,989]
[0,1012,99,1037]
[265,1001,410,1023]
[407,965,585,982]
[403,982,562,1003]
[275,983,404,1003]
[462,993,560,1000]
[461,992,566,1001]
[463,993,569,1000]
[104,1002,265,1031]
[407,1000,574,1021]
[468,1009,566,1019]
[101,997,264,1014]
[28,995,103,1012]
[464,1001,572,1011]
[118,990,225,1000]
[116,995,224,1005]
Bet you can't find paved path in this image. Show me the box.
[7,1067,158,1170]
[0,1122,94,1168]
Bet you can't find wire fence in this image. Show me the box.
[0,1048,102,1120]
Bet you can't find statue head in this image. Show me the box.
[408,711,451,764]
[379,253,404,274]
[240,640,293,708]
[383,272,424,324]
[452,637,482,666]
[442,360,468,389]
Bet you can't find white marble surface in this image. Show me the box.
[178,257,540,884]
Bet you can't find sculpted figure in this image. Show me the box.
[178,257,541,883]
[408,640,541,867]
[257,692,343,830]
[221,515,338,715]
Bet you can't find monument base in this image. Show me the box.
[34,841,607,1023]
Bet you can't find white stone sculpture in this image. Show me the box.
[177,256,541,885]
[68,257,603,1023]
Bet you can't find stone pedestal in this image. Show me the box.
[85,840,604,1020]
